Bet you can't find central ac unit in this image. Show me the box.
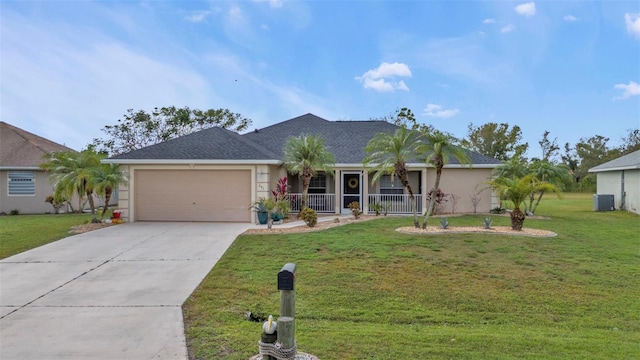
[593,194,614,211]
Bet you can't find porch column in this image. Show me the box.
[421,169,428,215]
[362,170,369,214]
[334,170,341,214]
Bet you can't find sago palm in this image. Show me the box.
[363,126,420,228]
[418,131,471,228]
[486,174,561,230]
[283,134,335,210]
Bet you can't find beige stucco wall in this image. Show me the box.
[424,167,494,214]
[596,170,640,214]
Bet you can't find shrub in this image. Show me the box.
[484,217,493,229]
[490,206,506,214]
[440,217,449,229]
[348,201,362,219]
[9,209,19,216]
[299,207,317,227]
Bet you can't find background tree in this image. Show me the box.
[92,106,251,155]
[486,174,560,231]
[461,122,529,161]
[619,128,640,154]
[537,130,560,162]
[418,130,471,228]
[283,134,335,210]
[363,126,421,228]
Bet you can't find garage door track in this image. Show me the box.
[0,222,249,359]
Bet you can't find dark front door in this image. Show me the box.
[342,172,361,210]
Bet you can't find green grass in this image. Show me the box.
[183,193,640,359]
[0,213,94,259]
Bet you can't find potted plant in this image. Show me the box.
[250,198,269,225]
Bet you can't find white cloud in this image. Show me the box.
[228,5,246,26]
[355,62,412,92]
[483,18,496,24]
[423,104,460,118]
[186,10,211,23]
[563,15,578,22]
[625,13,640,40]
[613,81,640,100]
[501,24,515,33]
[515,2,536,17]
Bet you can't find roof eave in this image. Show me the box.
[589,165,640,173]
[102,159,283,165]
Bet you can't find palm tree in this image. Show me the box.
[283,134,335,210]
[41,149,102,222]
[527,160,570,214]
[363,126,421,228]
[495,155,529,179]
[90,163,127,220]
[486,174,561,230]
[417,130,471,229]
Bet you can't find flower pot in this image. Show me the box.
[257,211,268,225]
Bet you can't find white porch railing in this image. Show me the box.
[290,193,336,213]
[368,194,422,214]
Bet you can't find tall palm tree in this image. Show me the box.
[90,163,127,220]
[283,134,335,210]
[486,174,561,230]
[495,155,529,179]
[363,126,421,228]
[417,130,471,229]
[527,160,570,214]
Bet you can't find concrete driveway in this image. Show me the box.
[0,222,250,359]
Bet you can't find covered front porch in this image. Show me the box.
[288,169,425,215]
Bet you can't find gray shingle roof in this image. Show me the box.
[0,121,75,168]
[588,150,640,172]
[110,113,501,166]
[110,126,280,160]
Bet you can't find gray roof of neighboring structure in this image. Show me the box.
[588,150,640,172]
[0,121,75,169]
[109,113,502,166]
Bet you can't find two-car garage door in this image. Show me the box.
[135,170,251,222]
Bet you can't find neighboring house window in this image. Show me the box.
[308,173,326,194]
[380,175,404,195]
[8,171,35,196]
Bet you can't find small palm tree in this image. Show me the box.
[41,149,102,222]
[283,134,335,210]
[363,126,421,228]
[527,160,570,214]
[417,130,471,228]
[486,174,561,230]
[90,163,127,220]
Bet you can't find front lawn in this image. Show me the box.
[0,213,93,259]
[183,193,640,359]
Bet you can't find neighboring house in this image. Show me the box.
[0,121,75,214]
[588,150,640,214]
[104,114,502,223]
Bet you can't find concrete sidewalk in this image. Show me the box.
[0,222,249,360]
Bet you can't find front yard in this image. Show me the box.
[0,213,94,259]
[183,193,640,359]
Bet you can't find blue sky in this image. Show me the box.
[1,0,639,159]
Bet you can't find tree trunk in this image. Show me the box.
[100,187,112,220]
[531,190,546,215]
[301,171,312,211]
[86,190,99,223]
[395,164,419,228]
[510,207,526,231]
[422,164,443,229]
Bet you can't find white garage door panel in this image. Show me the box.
[135,170,251,222]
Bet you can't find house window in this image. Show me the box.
[8,171,35,196]
[308,173,326,194]
[380,175,404,195]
